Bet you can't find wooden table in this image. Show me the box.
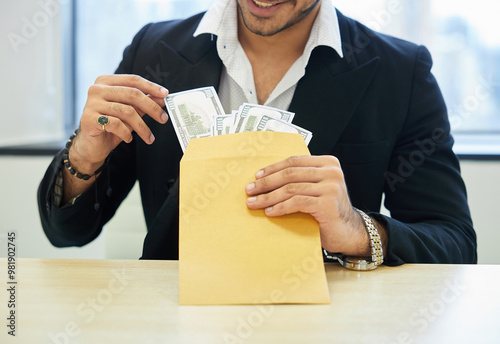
[1,259,499,344]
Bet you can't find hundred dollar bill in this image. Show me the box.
[256,115,313,145]
[230,110,239,133]
[234,103,295,133]
[213,114,235,136]
[165,86,225,152]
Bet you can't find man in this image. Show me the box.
[38,0,477,266]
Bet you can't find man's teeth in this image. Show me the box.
[254,0,275,8]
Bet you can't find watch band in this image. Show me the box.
[356,208,384,267]
[323,208,384,271]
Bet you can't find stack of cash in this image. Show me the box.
[165,86,313,152]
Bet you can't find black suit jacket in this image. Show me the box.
[38,10,477,265]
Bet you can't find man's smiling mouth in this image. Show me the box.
[253,0,277,9]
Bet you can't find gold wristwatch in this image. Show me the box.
[323,208,384,271]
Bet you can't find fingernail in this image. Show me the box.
[161,87,169,95]
[150,132,155,144]
[246,183,255,191]
[247,197,257,203]
[255,170,264,178]
[265,207,273,213]
[161,112,168,122]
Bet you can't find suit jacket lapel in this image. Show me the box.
[289,10,380,155]
[289,49,379,155]
[157,30,222,92]
[156,11,380,157]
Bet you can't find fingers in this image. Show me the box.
[246,164,343,197]
[260,196,321,217]
[88,84,168,125]
[245,155,346,219]
[95,74,169,100]
[149,95,169,109]
[246,182,325,211]
[92,113,134,144]
[92,102,154,144]
[82,74,171,147]
[255,155,341,179]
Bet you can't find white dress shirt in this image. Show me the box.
[193,0,344,113]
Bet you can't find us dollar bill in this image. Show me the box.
[165,86,225,152]
[234,103,295,133]
[212,114,235,136]
[256,115,313,145]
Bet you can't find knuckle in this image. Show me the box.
[284,183,295,194]
[258,177,269,188]
[259,193,270,203]
[331,167,345,182]
[129,74,144,85]
[329,182,343,196]
[119,124,133,139]
[136,119,150,134]
[127,88,142,100]
[108,86,121,98]
[94,75,105,84]
[286,156,299,167]
[87,85,100,97]
[302,196,317,208]
[124,105,136,117]
[284,183,302,194]
[154,104,165,116]
[109,102,120,115]
[283,167,296,178]
[110,103,125,116]
[326,155,340,166]
[304,167,317,178]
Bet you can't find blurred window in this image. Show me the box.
[74,0,500,154]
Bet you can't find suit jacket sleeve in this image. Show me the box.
[36,25,153,247]
[372,46,477,265]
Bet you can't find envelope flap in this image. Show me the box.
[181,132,310,161]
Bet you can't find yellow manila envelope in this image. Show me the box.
[179,131,330,305]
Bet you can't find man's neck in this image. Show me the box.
[237,4,320,104]
[237,6,319,61]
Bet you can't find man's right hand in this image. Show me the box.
[63,75,170,202]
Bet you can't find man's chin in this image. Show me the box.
[241,14,293,37]
[246,25,285,37]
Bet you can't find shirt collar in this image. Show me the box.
[193,0,344,58]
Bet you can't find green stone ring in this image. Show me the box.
[97,115,109,131]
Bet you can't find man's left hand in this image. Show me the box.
[245,155,370,256]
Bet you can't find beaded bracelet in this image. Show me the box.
[62,130,109,180]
